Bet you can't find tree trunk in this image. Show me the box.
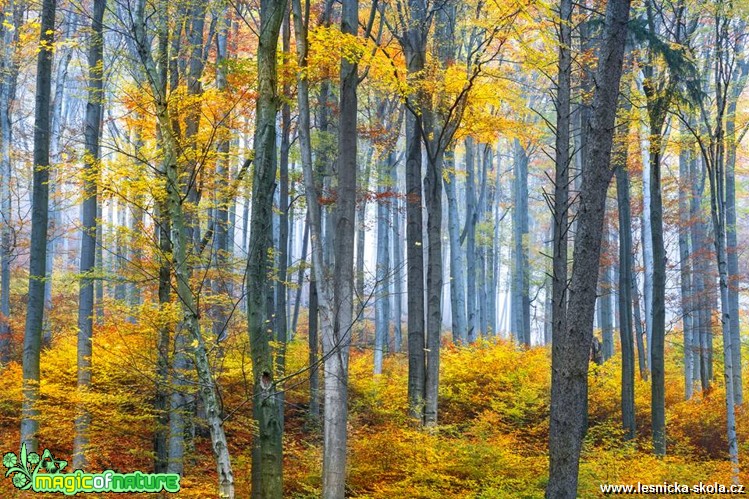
[599,228,614,361]
[45,19,74,345]
[546,0,631,495]
[20,0,56,453]
[678,126,693,400]
[0,0,21,363]
[551,0,572,352]
[615,145,636,440]
[691,154,710,391]
[640,130,654,374]
[374,153,392,374]
[513,139,530,346]
[73,0,105,469]
[404,43,426,420]
[247,0,286,496]
[391,169,404,353]
[322,0,358,491]
[465,137,478,343]
[725,70,745,405]
[444,149,467,343]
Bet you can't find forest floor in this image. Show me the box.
[0,302,746,497]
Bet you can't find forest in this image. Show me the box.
[0,0,747,496]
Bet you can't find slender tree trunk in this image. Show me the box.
[211,11,231,344]
[392,171,404,353]
[0,0,21,363]
[44,20,74,344]
[73,0,105,469]
[154,202,171,474]
[274,6,291,430]
[465,137,478,343]
[599,228,614,361]
[423,146,443,426]
[641,130,654,374]
[322,0,358,491]
[247,0,286,496]
[678,126,694,400]
[691,154,710,392]
[20,0,56,453]
[546,0,631,495]
[551,0,572,352]
[615,147,636,440]
[374,153,392,374]
[725,75,745,405]
[291,214,309,335]
[444,149,467,343]
[513,139,530,346]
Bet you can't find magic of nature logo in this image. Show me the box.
[3,443,180,495]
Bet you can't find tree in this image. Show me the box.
[546,0,632,495]
[0,0,22,364]
[131,0,235,493]
[247,0,287,496]
[73,0,106,469]
[20,0,56,453]
[550,0,572,356]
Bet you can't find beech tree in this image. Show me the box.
[547,0,632,495]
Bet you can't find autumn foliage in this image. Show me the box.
[0,291,746,497]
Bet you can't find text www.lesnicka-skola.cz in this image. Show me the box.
[600,482,746,495]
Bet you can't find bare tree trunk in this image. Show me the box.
[640,130,654,374]
[0,0,21,363]
[465,137,478,343]
[20,0,56,453]
[322,0,358,491]
[725,65,746,405]
[546,0,631,494]
[274,6,291,429]
[375,153,392,374]
[45,19,74,344]
[247,0,286,496]
[551,0,572,352]
[512,139,530,346]
[444,149,467,343]
[678,125,694,400]
[392,170,404,353]
[691,155,710,392]
[73,0,105,469]
[615,141,636,440]
[404,59,426,421]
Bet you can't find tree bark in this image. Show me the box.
[0,0,22,363]
[21,0,56,453]
[551,0,572,352]
[546,0,631,495]
[247,0,286,496]
[444,149,467,343]
[73,0,105,469]
[322,0,358,491]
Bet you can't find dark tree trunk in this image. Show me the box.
[546,0,631,495]
[21,0,56,453]
[73,0,105,469]
[551,0,572,352]
[247,1,286,497]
